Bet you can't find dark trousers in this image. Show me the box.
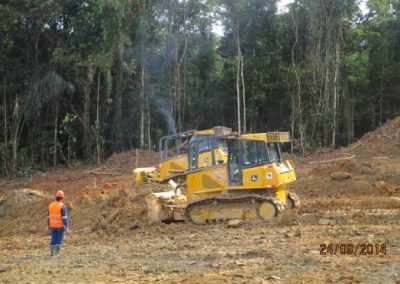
[50,227,65,246]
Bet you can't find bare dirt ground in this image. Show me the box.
[1,118,400,283]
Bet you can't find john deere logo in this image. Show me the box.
[251,175,258,182]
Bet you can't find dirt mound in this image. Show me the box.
[0,189,51,236]
[309,159,374,177]
[0,182,170,237]
[304,116,400,164]
[68,183,167,236]
[0,189,49,218]
[350,116,400,159]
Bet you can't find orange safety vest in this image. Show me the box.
[48,201,65,228]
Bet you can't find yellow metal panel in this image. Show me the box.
[274,186,287,204]
[262,162,296,189]
[242,166,265,188]
[187,165,227,203]
[238,133,267,141]
[236,132,291,143]
[195,129,214,134]
[214,148,228,164]
[197,152,213,167]
[266,132,291,143]
[263,163,280,189]
[195,126,232,135]
[159,154,188,180]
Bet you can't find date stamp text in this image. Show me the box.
[320,243,387,255]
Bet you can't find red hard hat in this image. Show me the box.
[55,190,65,198]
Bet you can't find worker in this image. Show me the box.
[243,142,257,166]
[48,190,69,256]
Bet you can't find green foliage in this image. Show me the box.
[368,0,391,16]
[1,0,400,175]
[345,51,370,83]
[60,113,78,136]
[25,72,75,115]
[16,147,33,176]
[59,113,78,159]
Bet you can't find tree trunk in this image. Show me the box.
[146,87,151,150]
[83,83,91,160]
[235,21,241,133]
[140,64,145,149]
[67,132,71,164]
[290,93,295,154]
[240,46,246,133]
[182,46,187,130]
[3,84,8,174]
[140,106,144,148]
[167,0,174,133]
[53,103,59,167]
[11,96,20,178]
[96,71,101,165]
[139,2,146,148]
[342,67,353,145]
[332,40,340,148]
[34,31,41,65]
[379,66,384,126]
[290,9,305,156]
[176,5,189,132]
[113,38,124,149]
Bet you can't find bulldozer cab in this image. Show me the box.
[189,137,228,170]
[154,127,231,183]
[159,126,231,162]
[188,134,284,185]
[227,139,283,185]
[159,130,196,161]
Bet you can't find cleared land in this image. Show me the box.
[1,118,400,283]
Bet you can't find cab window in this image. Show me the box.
[267,143,281,163]
[242,140,268,167]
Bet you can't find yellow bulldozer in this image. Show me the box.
[145,131,299,224]
[134,126,232,184]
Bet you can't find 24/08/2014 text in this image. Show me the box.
[320,243,387,255]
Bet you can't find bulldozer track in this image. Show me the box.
[184,195,285,224]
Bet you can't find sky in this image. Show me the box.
[277,0,293,13]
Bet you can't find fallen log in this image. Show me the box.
[372,156,389,160]
[349,141,361,150]
[309,155,356,164]
[87,172,122,176]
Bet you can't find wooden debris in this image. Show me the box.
[227,219,244,228]
[309,155,356,164]
[88,172,121,176]
[330,172,352,180]
[372,156,389,160]
[349,141,361,150]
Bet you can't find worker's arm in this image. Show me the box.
[61,206,68,229]
[47,209,50,230]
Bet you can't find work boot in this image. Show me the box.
[55,245,62,256]
[50,245,56,256]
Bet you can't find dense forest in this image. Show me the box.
[0,0,399,176]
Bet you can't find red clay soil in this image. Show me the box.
[0,119,399,283]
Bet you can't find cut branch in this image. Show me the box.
[309,155,356,164]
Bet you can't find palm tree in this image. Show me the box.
[12,71,74,177]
